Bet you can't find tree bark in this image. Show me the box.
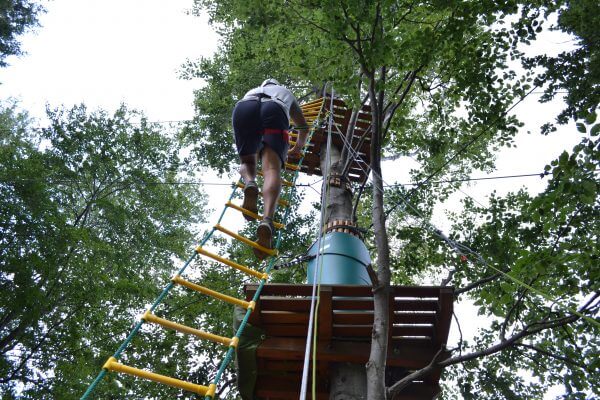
[321,144,353,222]
[321,117,363,399]
[330,363,368,400]
[366,71,392,400]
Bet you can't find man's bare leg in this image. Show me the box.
[240,153,259,219]
[239,153,257,185]
[261,146,281,220]
[254,146,281,259]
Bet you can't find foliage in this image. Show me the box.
[0,0,43,67]
[439,126,600,398]
[523,0,600,129]
[0,101,208,398]
[185,0,600,398]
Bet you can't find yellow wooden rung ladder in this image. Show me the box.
[103,357,216,396]
[172,275,255,310]
[214,224,278,257]
[143,311,237,347]
[225,201,285,229]
[195,246,268,280]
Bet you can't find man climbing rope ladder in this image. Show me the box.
[232,78,309,259]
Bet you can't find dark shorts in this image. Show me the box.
[232,100,289,167]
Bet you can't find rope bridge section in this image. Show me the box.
[80,97,329,399]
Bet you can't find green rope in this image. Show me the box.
[208,101,329,398]
[81,99,328,399]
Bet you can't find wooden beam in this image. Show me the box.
[434,287,454,347]
[256,337,449,370]
[318,286,332,342]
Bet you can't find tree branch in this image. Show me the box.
[515,343,588,370]
[454,272,502,295]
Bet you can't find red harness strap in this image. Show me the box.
[262,128,289,143]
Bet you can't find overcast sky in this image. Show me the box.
[0,0,217,122]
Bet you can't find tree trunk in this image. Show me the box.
[366,73,392,400]
[330,363,368,400]
[320,131,365,399]
[321,144,353,222]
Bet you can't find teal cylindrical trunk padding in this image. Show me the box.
[307,232,371,285]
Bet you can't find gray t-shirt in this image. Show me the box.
[242,84,300,121]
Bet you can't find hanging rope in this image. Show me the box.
[272,254,315,270]
[299,86,335,400]
[329,105,600,330]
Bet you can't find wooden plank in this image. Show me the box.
[260,298,312,311]
[246,284,313,296]
[330,285,373,296]
[332,299,374,310]
[256,337,449,369]
[333,311,436,325]
[260,311,308,324]
[262,324,308,337]
[332,325,433,338]
[248,283,447,300]
[395,299,440,312]
[434,287,454,347]
[333,116,370,130]
[318,286,332,341]
[392,286,445,297]
[262,359,304,372]
[394,313,437,325]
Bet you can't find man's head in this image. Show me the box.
[261,78,280,87]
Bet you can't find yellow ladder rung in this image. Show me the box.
[235,182,290,207]
[103,357,216,397]
[195,246,267,280]
[302,98,323,106]
[302,103,324,110]
[284,163,300,171]
[172,275,255,310]
[226,201,285,229]
[288,143,308,154]
[143,311,236,347]
[256,171,293,187]
[214,224,278,257]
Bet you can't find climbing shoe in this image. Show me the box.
[242,180,258,221]
[254,217,274,260]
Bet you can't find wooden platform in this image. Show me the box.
[244,284,453,399]
[288,98,373,182]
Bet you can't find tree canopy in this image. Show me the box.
[0,0,43,67]
[185,0,599,398]
[0,0,598,398]
[0,101,212,398]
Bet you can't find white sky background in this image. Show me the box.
[0,0,217,121]
[0,1,584,398]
